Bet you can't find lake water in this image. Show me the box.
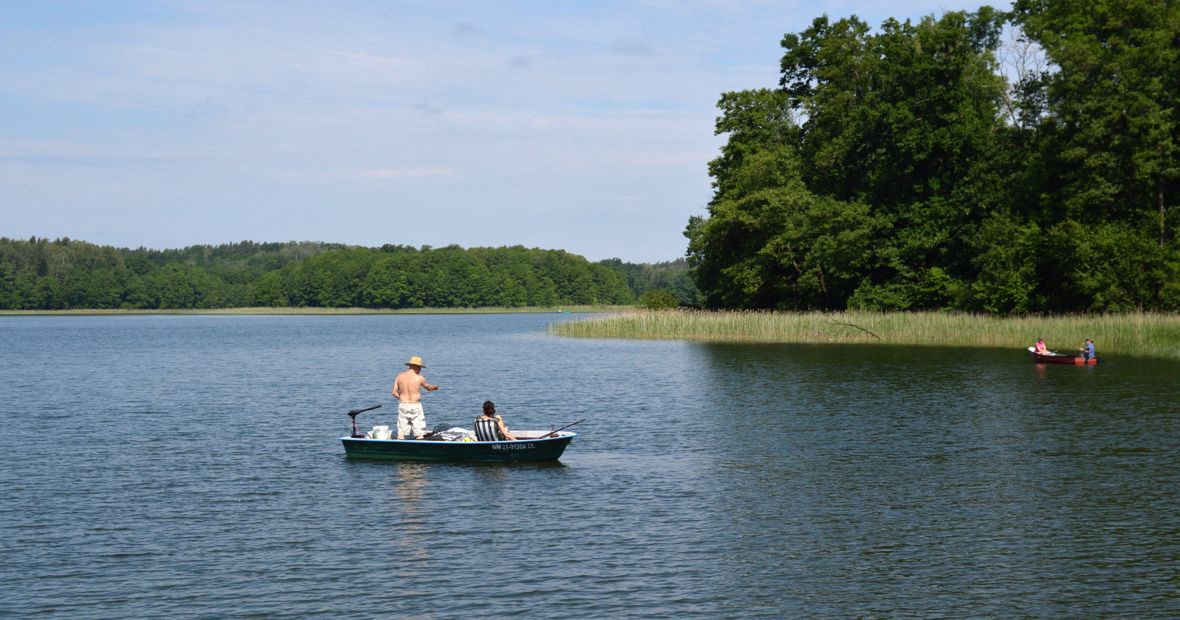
[1,314,1177,618]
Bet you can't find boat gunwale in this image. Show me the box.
[340,431,576,462]
[338,431,577,444]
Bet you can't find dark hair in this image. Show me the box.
[482,401,495,415]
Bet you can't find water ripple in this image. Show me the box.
[0,316,1177,618]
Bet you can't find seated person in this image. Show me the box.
[1079,338,1096,361]
[1033,338,1049,355]
[474,401,519,441]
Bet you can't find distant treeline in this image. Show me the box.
[0,238,699,310]
[687,2,1179,314]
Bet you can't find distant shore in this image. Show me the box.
[550,310,1180,361]
[0,305,631,316]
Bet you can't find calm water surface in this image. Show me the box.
[0,314,1177,618]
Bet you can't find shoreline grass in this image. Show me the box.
[0,305,632,317]
[549,310,1180,361]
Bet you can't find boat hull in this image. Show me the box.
[340,431,575,462]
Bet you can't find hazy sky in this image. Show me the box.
[1,0,1006,263]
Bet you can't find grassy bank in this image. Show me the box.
[550,310,1180,360]
[0,305,631,316]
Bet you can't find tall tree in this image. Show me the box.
[1013,0,1180,244]
[780,9,1009,309]
[686,89,885,309]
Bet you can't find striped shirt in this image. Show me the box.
[474,416,505,441]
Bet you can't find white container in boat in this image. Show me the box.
[371,425,392,440]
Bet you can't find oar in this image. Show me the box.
[347,404,383,437]
[537,419,585,439]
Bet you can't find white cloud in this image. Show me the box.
[0,0,1009,262]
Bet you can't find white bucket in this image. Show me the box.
[369,425,392,440]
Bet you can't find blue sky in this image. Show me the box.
[1,0,1006,263]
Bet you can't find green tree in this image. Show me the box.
[638,289,679,310]
[686,89,885,309]
[416,246,493,307]
[0,237,680,311]
[600,258,701,307]
[686,89,802,308]
[308,250,376,307]
[250,271,287,307]
[0,262,16,309]
[1013,0,1180,244]
[64,268,123,309]
[362,254,414,308]
[149,264,227,309]
[780,10,1008,308]
[1039,220,1167,313]
[964,214,1039,315]
[123,275,157,309]
[29,276,60,309]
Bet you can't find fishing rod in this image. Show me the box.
[538,419,586,439]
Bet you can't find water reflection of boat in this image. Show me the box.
[341,432,576,462]
[392,463,430,562]
[1027,346,1098,365]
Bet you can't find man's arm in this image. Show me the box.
[391,378,401,399]
[420,375,439,391]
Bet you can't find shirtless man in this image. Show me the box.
[391,355,439,439]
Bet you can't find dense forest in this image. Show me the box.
[686,1,1179,314]
[0,238,697,310]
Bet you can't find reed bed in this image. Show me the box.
[550,310,1180,361]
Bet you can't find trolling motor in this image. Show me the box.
[347,404,383,438]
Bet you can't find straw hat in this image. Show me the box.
[405,355,426,368]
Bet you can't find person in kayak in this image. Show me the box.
[1033,338,1050,355]
[474,400,519,441]
[1079,338,1096,361]
[392,355,439,439]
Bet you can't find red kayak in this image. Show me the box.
[1027,346,1098,365]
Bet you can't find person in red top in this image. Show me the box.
[1033,338,1049,355]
